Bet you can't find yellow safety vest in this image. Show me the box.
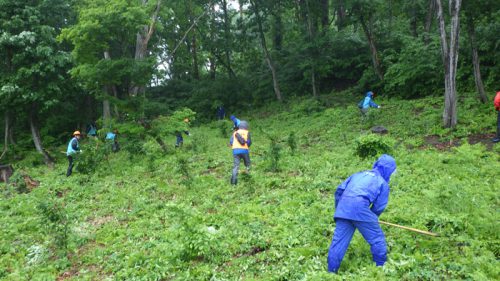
[232,129,249,150]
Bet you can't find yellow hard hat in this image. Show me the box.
[184,118,190,123]
[73,131,81,136]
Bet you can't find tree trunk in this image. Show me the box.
[410,0,418,37]
[209,3,217,80]
[103,98,111,127]
[0,112,9,160]
[466,12,487,103]
[335,0,347,30]
[221,0,235,78]
[252,0,283,102]
[436,0,461,128]
[273,11,283,51]
[320,0,329,29]
[359,14,384,81]
[29,104,54,167]
[191,33,199,80]
[103,51,118,122]
[187,1,199,80]
[305,0,318,97]
[424,0,436,45]
[130,0,162,96]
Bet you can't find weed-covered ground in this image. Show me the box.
[1,95,499,280]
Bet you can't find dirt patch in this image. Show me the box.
[423,135,461,151]
[423,133,496,151]
[420,133,495,151]
[231,246,269,260]
[468,133,496,150]
[88,215,115,228]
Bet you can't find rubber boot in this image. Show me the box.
[230,176,237,185]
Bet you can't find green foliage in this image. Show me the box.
[287,132,297,155]
[75,138,109,174]
[355,134,394,158]
[383,38,442,98]
[1,96,499,279]
[151,108,196,138]
[37,199,69,255]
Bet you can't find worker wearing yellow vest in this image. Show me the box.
[230,120,251,185]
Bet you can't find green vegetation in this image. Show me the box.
[1,96,498,280]
[0,0,499,280]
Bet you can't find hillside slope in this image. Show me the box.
[1,96,499,280]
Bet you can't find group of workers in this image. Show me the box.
[63,90,500,273]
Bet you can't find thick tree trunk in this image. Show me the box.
[320,0,329,29]
[29,105,54,167]
[103,98,111,127]
[130,0,162,96]
[466,13,487,103]
[424,0,436,45]
[252,0,282,101]
[359,15,384,81]
[0,112,9,160]
[221,0,235,78]
[436,0,461,128]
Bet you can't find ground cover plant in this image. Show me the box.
[0,95,499,280]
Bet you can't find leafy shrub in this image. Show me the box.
[266,135,282,172]
[75,138,109,174]
[290,98,325,116]
[37,199,70,255]
[355,134,394,158]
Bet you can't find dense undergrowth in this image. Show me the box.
[1,95,499,280]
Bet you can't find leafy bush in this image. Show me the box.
[37,199,70,255]
[355,134,394,158]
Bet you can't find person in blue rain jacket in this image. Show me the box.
[230,115,241,130]
[358,91,380,116]
[217,105,226,120]
[327,154,397,273]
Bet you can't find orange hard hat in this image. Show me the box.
[73,131,81,136]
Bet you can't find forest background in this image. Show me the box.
[0,0,499,162]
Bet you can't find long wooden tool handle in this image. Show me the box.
[379,220,440,237]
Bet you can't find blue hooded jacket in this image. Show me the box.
[359,91,379,109]
[334,154,396,222]
[230,115,241,128]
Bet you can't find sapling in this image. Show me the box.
[287,132,297,155]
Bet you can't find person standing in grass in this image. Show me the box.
[66,131,82,177]
[217,105,226,120]
[230,120,251,185]
[175,118,191,148]
[327,154,397,273]
[493,91,500,143]
[106,129,120,152]
[358,91,381,117]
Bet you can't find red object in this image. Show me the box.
[494,91,500,111]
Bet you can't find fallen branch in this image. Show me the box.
[379,220,440,237]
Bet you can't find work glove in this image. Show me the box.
[79,150,84,154]
[378,106,382,109]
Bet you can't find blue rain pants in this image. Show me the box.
[327,218,387,273]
